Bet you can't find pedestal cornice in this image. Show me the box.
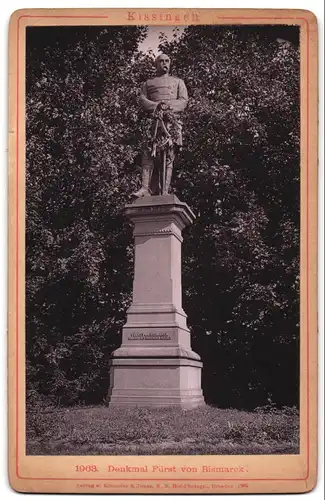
[125,194,196,229]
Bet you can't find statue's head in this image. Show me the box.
[155,54,170,75]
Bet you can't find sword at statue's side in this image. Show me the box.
[151,117,159,158]
[162,149,166,195]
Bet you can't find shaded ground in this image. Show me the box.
[26,405,299,455]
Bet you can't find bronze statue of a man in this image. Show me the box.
[133,54,188,198]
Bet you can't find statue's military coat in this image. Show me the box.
[139,75,188,146]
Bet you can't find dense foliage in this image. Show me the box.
[26,25,300,409]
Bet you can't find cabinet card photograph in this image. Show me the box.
[8,8,318,494]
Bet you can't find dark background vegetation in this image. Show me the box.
[26,25,300,411]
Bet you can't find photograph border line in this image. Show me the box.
[14,13,311,482]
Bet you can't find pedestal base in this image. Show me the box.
[107,356,205,408]
[107,195,205,408]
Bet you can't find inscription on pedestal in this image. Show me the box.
[127,332,172,341]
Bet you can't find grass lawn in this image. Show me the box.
[26,405,299,455]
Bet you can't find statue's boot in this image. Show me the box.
[163,166,173,195]
[132,165,153,198]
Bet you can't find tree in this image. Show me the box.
[159,25,300,408]
[26,26,153,405]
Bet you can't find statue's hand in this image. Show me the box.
[156,101,170,112]
[155,101,173,120]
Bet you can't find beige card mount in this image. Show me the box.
[8,8,318,494]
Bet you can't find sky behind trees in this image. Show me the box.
[138,26,185,54]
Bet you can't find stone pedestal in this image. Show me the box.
[107,194,204,408]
